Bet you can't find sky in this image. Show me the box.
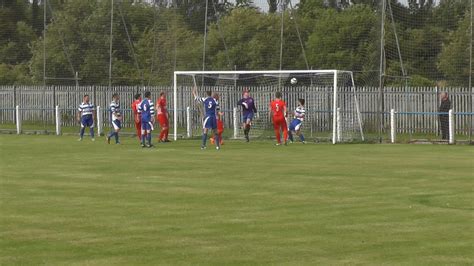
[249,0,443,11]
[245,0,443,13]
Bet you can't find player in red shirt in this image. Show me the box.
[270,91,288,145]
[156,92,170,142]
[131,93,142,140]
[210,111,224,145]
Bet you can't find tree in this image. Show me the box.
[431,0,470,32]
[136,9,202,85]
[0,63,32,84]
[438,13,472,86]
[0,1,37,84]
[206,8,277,70]
[31,0,42,34]
[205,8,311,71]
[174,0,225,33]
[28,1,203,85]
[268,0,277,13]
[305,4,379,80]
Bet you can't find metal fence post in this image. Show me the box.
[186,106,191,138]
[16,105,21,135]
[233,107,238,139]
[53,85,56,108]
[97,105,102,136]
[390,109,396,143]
[449,109,454,144]
[336,107,342,143]
[435,86,439,136]
[93,85,96,105]
[55,105,61,135]
[13,85,17,123]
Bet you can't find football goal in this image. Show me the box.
[173,70,364,144]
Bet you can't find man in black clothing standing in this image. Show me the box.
[438,92,451,140]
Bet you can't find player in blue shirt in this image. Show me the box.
[288,98,306,144]
[193,87,221,150]
[237,89,257,142]
[77,94,95,141]
[107,93,122,144]
[137,91,155,148]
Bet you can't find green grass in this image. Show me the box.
[0,135,473,265]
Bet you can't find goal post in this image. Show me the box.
[173,70,364,144]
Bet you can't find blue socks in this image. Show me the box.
[299,133,305,142]
[141,134,146,145]
[289,131,304,142]
[80,127,94,139]
[147,133,152,145]
[109,131,119,143]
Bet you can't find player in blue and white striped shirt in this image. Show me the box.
[107,93,122,144]
[77,94,95,141]
[288,98,306,144]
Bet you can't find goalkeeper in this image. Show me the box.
[237,89,257,142]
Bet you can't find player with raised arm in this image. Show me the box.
[138,91,155,148]
[131,93,142,140]
[237,89,257,142]
[107,93,122,144]
[77,94,96,141]
[270,92,288,146]
[288,98,306,144]
[193,87,221,150]
[156,92,170,143]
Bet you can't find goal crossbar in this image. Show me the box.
[174,70,352,75]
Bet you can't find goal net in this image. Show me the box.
[173,70,364,144]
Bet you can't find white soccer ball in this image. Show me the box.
[242,102,248,109]
[290,78,297,85]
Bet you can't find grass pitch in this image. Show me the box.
[0,135,473,265]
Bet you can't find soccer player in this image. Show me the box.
[192,88,221,150]
[156,91,170,142]
[270,91,288,146]
[77,94,95,141]
[107,93,122,144]
[131,93,142,140]
[138,91,155,148]
[237,89,257,142]
[210,111,224,145]
[288,98,306,144]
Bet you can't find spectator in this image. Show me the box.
[438,92,451,140]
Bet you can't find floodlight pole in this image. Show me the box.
[173,72,178,141]
[43,0,46,88]
[108,0,114,90]
[469,0,473,143]
[378,0,386,143]
[278,1,285,90]
[202,0,209,81]
[43,0,47,129]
